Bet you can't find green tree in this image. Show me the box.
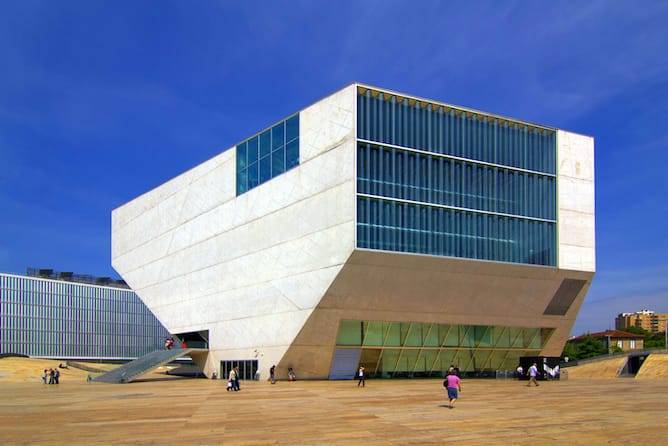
[645,331,666,349]
[561,342,578,360]
[610,345,624,355]
[624,326,648,336]
[574,335,608,359]
[562,342,578,360]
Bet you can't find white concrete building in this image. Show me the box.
[111,84,595,379]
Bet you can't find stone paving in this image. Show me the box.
[1,373,667,445]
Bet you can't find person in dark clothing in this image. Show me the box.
[233,367,241,391]
[48,369,55,384]
[269,365,276,384]
[357,366,366,387]
[54,369,60,384]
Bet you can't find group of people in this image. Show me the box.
[227,367,241,391]
[516,362,560,386]
[41,368,60,385]
[164,337,187,350]
[225,364,295,390]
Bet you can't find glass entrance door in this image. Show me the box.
[220,360,258,380]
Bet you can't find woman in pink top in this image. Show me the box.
[443,371,462,408]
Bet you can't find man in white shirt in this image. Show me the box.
[527,363,539,387]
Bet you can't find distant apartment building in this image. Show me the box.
[0,269,169,359]
[616,310,668,334]
[569,330,644,352]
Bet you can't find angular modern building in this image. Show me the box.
[111,84,595,379]
[0,269,169,359]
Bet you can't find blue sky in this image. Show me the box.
[1,1,666,334]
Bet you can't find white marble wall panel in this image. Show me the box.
[114,145,355,287]
[111,85,357,376]
[300,84,356,163]
[557,130,595,272]
[129,220,354,311]
[112,149,233,234]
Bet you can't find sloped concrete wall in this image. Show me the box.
[112,85,357,377]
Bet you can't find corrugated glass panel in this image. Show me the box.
[357,196,556,266]
[358,89,556,174]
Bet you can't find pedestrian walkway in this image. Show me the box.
[1,376,667,444]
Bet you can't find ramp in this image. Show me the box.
[635,354,668,379]
[92,348,203,383]
[565,356,627,379]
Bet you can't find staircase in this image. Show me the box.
[92,348,201,383]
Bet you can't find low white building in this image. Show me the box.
[111,84,595,379]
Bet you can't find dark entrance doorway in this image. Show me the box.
[174,330,209,349]
[626,354,647,375]
[221,360,258,380]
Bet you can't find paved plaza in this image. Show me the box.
[1,366,667,445]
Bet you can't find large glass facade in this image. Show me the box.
[357,88,556,174]
[357,196,555,265]
[336,319,553,378]
[357,143,556,220]
[0,274,169,358]
[356,87,557,266]
[236,114,299,195]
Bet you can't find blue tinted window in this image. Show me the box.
[237,142,247,170]
[259,156,271,182]
[272,148,285,177]
[260,130,271,158]
[357,89,556,174]
[357,143,556,220]
[247,136,259,164]
[286,139,299,169]
[286,115,299,142]
[236,115,299,195]
[357,196,556,266]
[237,169,248,194]
[356,88,557,267]
[248,162,259,188]
[272,123,285,150]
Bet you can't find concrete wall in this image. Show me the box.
[279,250,594,378]
[557,130,595,272]
[112,85,357,377]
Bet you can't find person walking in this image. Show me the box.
[527,362,540,387]
[42,369,48,385]
[269,365,276,384]
[357,366,366,387]
[444,371,462,409]
[48,369,55,384]
[233,367,241,391]
[54,369,60,384]
[228,367,236,392]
